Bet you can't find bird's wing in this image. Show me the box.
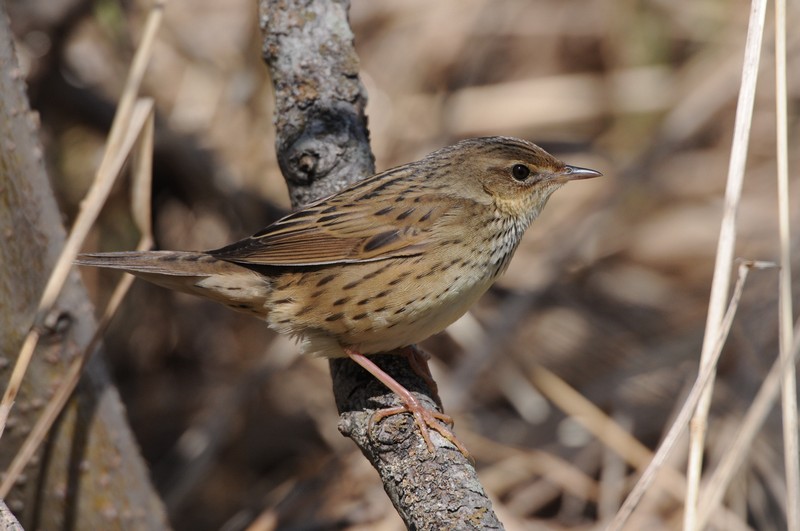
[209,167,457,267]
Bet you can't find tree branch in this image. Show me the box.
[258,1,502,528]
[259,0,374,206]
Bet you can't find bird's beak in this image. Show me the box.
[559,165,603,181]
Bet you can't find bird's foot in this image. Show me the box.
[369,395,469,457]
[346,348,469,457]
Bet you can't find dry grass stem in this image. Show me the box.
[697,318,800,529]
[684,1,769,529]
[609,261,767,531]
[773,0,799,527]
[0,103,155,498]
[529,364,686,499]
[0,1,165,441]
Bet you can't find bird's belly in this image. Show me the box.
[265,255,493,357]
[347,270,492,354]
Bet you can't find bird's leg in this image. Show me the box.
[399,345,441,409]
[345,349,469,456]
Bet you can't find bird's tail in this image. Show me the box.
[76,251,271,316]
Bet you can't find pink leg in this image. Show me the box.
[400,346,440,401]
[346,348,468,456]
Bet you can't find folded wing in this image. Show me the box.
[210,167,456,267]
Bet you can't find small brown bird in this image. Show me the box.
[77,136,600,453]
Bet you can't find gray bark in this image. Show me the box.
[258,1,502,528]
[0,501,22,530]
[0,6,169,529]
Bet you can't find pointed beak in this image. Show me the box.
[560,164,603,181]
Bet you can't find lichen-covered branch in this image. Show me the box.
[258,1,502,528]
[259,0,374,207]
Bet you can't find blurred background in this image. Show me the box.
[5,0,800,529]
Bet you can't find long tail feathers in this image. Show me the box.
[76,251,271,316]
[76,251,216,277]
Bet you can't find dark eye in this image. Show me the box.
[511,164,530,181]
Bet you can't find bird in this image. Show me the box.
[77,136,601,454]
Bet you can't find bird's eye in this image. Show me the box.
[511,164,530,181]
